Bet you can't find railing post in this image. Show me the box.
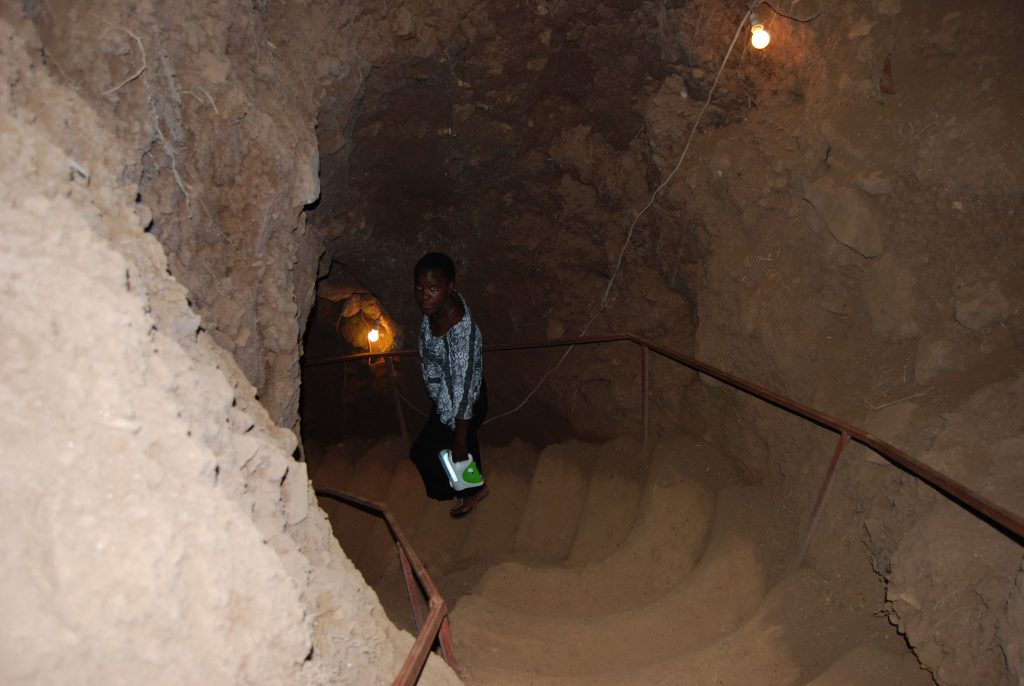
[315,489,459,684]
[797,431,851,565]
[641,343,649,453]
[398,543,427,631]
[387,357,410,448]
[437,613,462,675]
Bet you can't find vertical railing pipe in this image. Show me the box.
[797,431,851,564]
[641,343,649,453]
[437,614,460,675]
[387,357,410,447]
[398,544,426,631]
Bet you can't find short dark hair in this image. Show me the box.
[414,252,456,282]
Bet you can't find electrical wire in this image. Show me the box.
[397,388,428,417]
[759,0,821,23]
[482,340,583,424]
[602,6,751,310]
[484,6,753,426]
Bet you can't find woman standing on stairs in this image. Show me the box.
[410,252,490,518]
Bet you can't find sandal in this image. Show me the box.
[449,485,489,518]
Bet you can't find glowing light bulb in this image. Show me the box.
[751,23,770,49]
[367,321,380,343]
[749,11,770,50]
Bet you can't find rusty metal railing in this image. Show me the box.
[314,488,460,685]
[308,333,1024,548]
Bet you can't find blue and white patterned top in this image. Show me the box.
[418,296,484,430]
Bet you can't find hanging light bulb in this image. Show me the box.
[750,11,770,49]
[367,320,380,343]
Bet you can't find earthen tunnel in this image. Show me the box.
[1,1,1022,685]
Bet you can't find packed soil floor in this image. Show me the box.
[310,433,933,685]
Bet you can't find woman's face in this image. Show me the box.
[414,268,455,316]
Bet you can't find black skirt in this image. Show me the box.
[409,381,488,501]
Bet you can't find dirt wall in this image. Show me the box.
[4,0,1020,683]
[671,3,1024,683]
[0,4,458,685]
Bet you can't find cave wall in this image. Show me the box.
[22,0,471,433]
[673,3,1024,684]
[26,0,324,430]
[4,0,1020,683]
[0,3,459,684]
[311,0,701,442]
[306,1,1023,684]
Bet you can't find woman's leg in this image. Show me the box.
[409,411,457,501]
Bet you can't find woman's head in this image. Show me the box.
[414,252,456,316]
[414,252,456,282]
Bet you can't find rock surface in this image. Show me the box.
[2,0,1023,684]
[953,279,1009,331]
[804,174,885,258]
[0,6,456,686]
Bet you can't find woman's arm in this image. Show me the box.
[449,316,483,428]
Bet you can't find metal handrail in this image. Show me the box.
[309,333,1024,545]
[314,488,460,685]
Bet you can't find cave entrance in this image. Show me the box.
[297,252,586,470]
[299,259,419,465]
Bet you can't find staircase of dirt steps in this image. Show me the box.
[474,439,724,618]
[313,435,933,686]
[452,441,776,679]
[312,438,405,584]
[312,436,545,600]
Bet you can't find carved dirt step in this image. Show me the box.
[470,438,716,618]
[453,486,770,676]
[321,437,404,579]
[454,439,539,566]
[564,436,647,567]
[512,440,594,562]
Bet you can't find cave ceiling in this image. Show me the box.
[313,1,755,255]
[308,0,770,350]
